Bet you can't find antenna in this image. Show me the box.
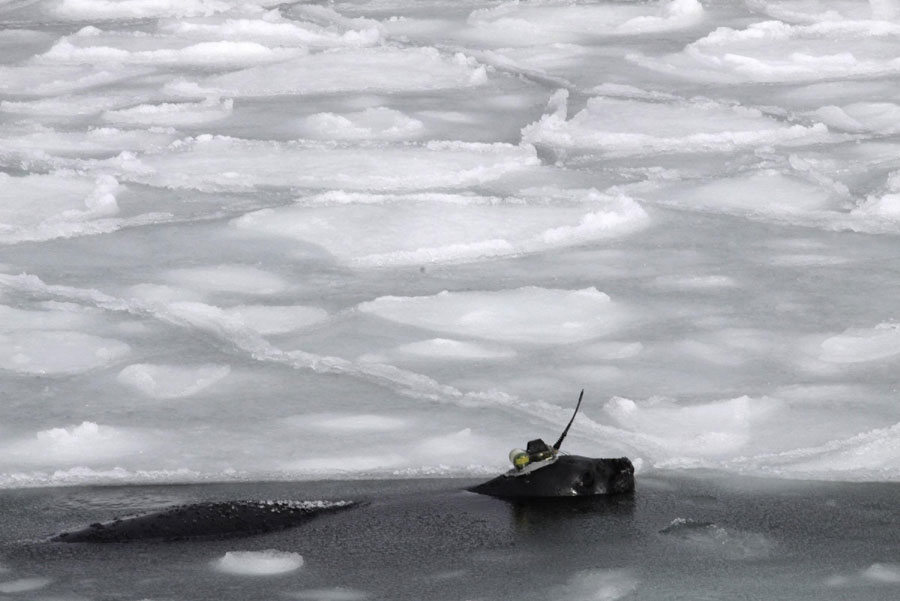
[552,389,584,451]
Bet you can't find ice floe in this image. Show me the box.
[462,0,704,47]
[297,107,424,141]
[358,287,625,344]
[117,363,231,398]
[291,588,369,601]
[0,331,129,375]
[660,518,773,559]
[102,98,233,126]
[189,47,487,96]
[631,18,900,83]
[8,422,145,465]
[819,323,900,363]
[522,94,831,156]
[232,189,646,266]
[214,550,304,576]
[117,137,538,192]
[0,172,120,244]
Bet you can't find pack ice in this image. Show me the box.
[1,0,900,486]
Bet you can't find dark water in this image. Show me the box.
[0,473,898,600]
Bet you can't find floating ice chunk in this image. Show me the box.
[808,102,900,134]
[464,0,703,46]
[232,189,645,266]
[358,287,625,344]
[749,0,899,23]
[285,454,406,473]
[117,364,231,399]
[604,395,781,456]
[0,94,137,116]
[299,108,424,141]
[197,47,487,96]
[549,569,638,601]
[214,550,303,576]
[158,15,380,48]
[641,170,845,219]
[0,304,94,332]
[820,323,900,363]
[224,304,328,335]
[40,39,301,68]
[291,588,369,601]
[392,338,516,360]
[631,19,900,83]
[0,64,153,96]
[659,518,772,559]
[743,421,900,478]
[862,563,900,583]
[654,275,737,289]
[522,96,830,155]
[120,137,538,192]
[0,577,52,594]
[166,265,287,295]
[7,422,144,465]
[50,0,237,20]
[0,125,175,158]
[103,98,232,126]
[854,193,900,218]
[0,331,129,375]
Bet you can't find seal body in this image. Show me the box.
[51,500,356,543]
[469,455,634,498]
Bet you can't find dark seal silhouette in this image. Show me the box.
[469,390,636,498]
[469,455,634,498]
[52,500,357,543]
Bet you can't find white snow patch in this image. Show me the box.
[358,287,625,344]
[862,563,900,583]
[214,550,303,576]
[6,422,145,465]
[297,414,407,433]
[117,363,231,399]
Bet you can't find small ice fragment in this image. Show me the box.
[0,577,52,593]
[214,550,303,576]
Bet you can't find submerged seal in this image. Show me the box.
[51,500,356,543]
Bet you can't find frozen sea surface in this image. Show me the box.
[0,475,898,600]
[2,0,900,487]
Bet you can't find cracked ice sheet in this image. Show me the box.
[106,136,540,192]
[231,189,647,267]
